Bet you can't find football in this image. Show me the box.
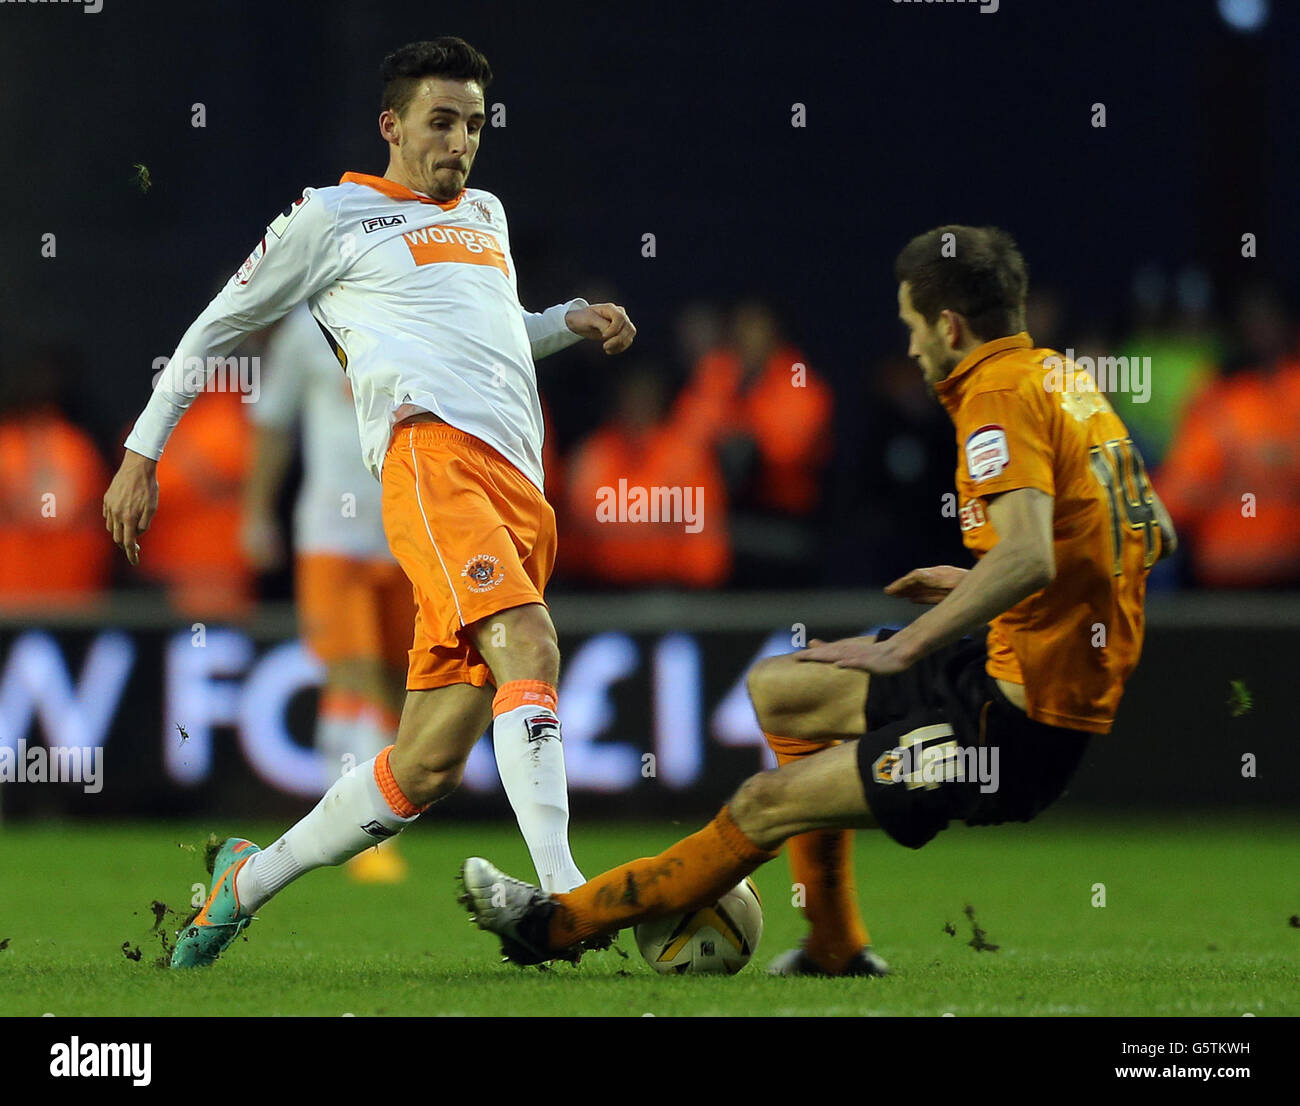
[633,877,763,974]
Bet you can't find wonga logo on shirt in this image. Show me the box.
[403,225,509,276]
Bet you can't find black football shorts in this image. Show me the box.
[854,627,1091,849]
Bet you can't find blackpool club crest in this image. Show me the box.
[461,553,505,593]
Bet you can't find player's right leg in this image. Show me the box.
[747,650,886,976]
[461,740,873,964]
[238,680,493,905]
[295,552,413,882]
[172,681,491,968]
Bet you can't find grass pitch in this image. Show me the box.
[0,813,1295,1017]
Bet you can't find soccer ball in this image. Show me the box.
[634,878,763,974]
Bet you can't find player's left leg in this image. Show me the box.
[468,601,585,894]
[380,420,583,894]
[747,651,882,975]
[463,741,876,963]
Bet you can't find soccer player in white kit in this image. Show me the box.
[102,37,636,967]
[244,303,414,883]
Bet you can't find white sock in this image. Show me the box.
[235,753,418,912]
[492,701,585,893]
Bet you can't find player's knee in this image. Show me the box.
[401,757,466,806]
[729,770,787,850]
[481,613,560,684]
[518,633,561,683]
[747,656,794,731]
[389,746,467,806]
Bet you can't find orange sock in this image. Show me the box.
[374,745,428,818]
[766,732,869,972]
[548,806,777,948]
[492,679,558,715]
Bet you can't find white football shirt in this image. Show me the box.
[252,303,393,559]
[126,172,587,491]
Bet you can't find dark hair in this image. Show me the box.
[380,38,493,118]
[894,225,1029,341]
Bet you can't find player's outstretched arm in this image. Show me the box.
[884,487,1054,661]
[104,190,343,564]
[802,488,1054,674]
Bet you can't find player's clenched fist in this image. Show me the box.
[565,303,636,354]
[884,565,968,605]
[102,449,159,566]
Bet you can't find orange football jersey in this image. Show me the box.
[933,333,1161,734]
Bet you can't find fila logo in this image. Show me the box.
[524,714,562,744]
[363,214,407,233]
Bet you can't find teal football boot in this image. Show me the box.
[170,837,260,968]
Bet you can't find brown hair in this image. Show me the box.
[380,38,493,118]
[895,225,1028,341]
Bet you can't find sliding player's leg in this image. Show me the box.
[462,740,876,964]
[748,650,884,975]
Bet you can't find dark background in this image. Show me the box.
[2,0,1294,457]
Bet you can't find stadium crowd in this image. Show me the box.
[3,272,1300,614]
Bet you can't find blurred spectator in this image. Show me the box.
[1156,285,1300,588]
[826,355,965,586]
[134,382,255,617]
[0,346,111,608]
[673,300,725,377]
[1111,264,1221,467]
[672,300,832,585]
[563,364,730,588]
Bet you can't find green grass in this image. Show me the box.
[0,813,1296,1016]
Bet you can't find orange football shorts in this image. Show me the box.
[381,420,556,690]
